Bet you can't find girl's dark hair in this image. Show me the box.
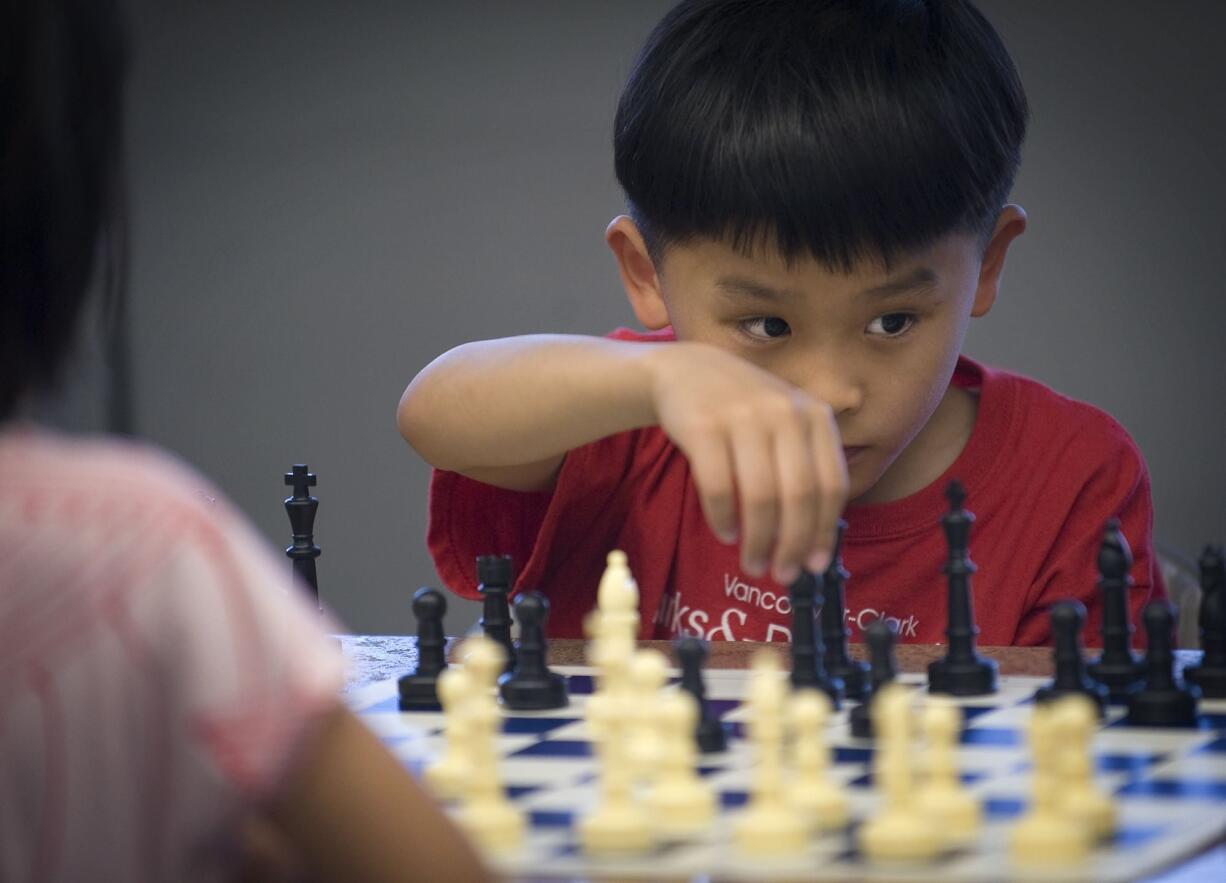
[614,0,1029,272]
[0,0,128,422]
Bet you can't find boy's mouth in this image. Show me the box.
[842,446,868,464]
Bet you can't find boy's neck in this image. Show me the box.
[852,383,979,506]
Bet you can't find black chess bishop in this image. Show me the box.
[1087,519,1147,700]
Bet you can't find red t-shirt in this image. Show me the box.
[428,328,1164,647]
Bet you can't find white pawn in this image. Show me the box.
[787,689,848,832]
[453,637,525,852]
[914,696,981,846]
[1053,695,1116,840]
[857,684,942,862]
[626,649,669,781]
[425,666,476,800]
[462,633,505,694]
[1009,703,1092,866]
[647,689,716,836]
[734,650,808,855]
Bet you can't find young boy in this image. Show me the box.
[399,0,1163,647]
[1,2,485,880]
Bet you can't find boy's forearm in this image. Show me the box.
[397,335,661,472]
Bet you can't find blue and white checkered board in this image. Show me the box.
[348,666,1226,881]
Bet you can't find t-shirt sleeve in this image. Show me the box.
[427,428,645,602]
[133,500,347,803]
[1012,417,1166,647]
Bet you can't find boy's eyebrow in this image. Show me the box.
[715,266,940,302]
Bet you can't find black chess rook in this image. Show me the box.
[398,587,448,710]
[1183,544,1226,698]
[821,520,869,701]
[927,480,998,696]
[1034,599,1107,714]
[284,464,321,606]
[477,554,516,673]
[1087,519,1146,699]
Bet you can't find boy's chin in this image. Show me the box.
[845,454,901,505]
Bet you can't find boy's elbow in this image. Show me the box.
[396,381,433,457]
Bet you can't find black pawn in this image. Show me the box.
[1034,600,1107,715]
[398,588,448,710]
[1087,519,1146,699]
[928,481,998,696]
[789,570,843,708]
[676,635,728,753]
[477,555,516,673]
[498,592,568,710]
[1184,544,1226,698]
[1125,601,1201,727]
[850,619,899,739]
[821,520,869,701]
[284,464,321,606]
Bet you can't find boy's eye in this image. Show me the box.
[739,316,791,340]
[867,312,916,337]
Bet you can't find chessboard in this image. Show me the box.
[348,663,1226,882]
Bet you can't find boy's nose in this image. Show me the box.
[803,374,863,418]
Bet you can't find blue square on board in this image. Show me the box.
[1116,779,1226,801]
[959,727,1021,747]
[564,674,595,695]
[529,810,574,829]
[511,739,592,759]
[719,790,750,808]
[501,716,572,735]
[983,796,1026,819]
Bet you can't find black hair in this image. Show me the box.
[0,0,128,422]
[614,0,1029,272]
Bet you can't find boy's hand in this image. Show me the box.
[643,342,848,585]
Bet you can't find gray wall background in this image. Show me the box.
[45,1,1226,635]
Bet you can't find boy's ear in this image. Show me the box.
[971,204,1028,318]
[606,215,671,330]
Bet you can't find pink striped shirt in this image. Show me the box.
[0,426,345,883]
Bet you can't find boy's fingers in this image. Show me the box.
[687,434,738,544]
[770,421,819,584]
[808,407,849,572]
[729,426,778,578]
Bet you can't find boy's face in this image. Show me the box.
[608,208,1026,504]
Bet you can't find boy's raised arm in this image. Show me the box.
[397,334,847,583]
[397,335,658,492]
